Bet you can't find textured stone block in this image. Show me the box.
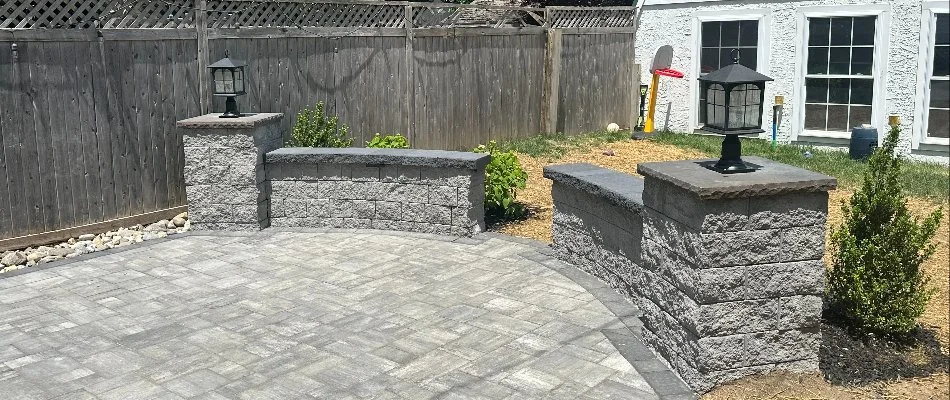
[308,199,331,218]
[341,218,372,229]
[350,165,381,181]
[429,186,458,207]
[747,192,828,230]
[381,165,421,183]
[381,184,428,204]
[371,219,415,232]
[420,168,475,187]
[230,204,259,222]
[699,226,825,267]
[402,203,427,223]
[375,201,402,220]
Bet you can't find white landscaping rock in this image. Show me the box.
[1,251,27,266]
[78,233,96,241]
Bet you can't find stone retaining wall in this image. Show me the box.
[545,158,836,392]
[266,148,489,237]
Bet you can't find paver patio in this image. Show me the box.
[0,229,685,399]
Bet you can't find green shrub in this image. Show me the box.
[366,133,410,149]
[826,124,943,337]
[288,101,353,148]
[474,140,528,219]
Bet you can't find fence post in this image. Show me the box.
[541,28,562,134]
[405,5,415,143]
[196,0,210,114]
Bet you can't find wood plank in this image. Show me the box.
[105,39,133,218]
[143,39,162,213]
[0,41,20,237]
[17,42,47,235]
[77,40,103,224]
[541,29,562,134]
[62,41,89,227]
[197,0,211,114]
[46,42,72,230]
[156,39,173,210]
[130,41,148,216]
[91,36,118,221]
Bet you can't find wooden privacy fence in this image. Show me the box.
[0,0,640,248]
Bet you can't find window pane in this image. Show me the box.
[806,78,829,103]
[739,48,757,70]
[827,105,849,131]
[810,18,830,46]
[702,22,720,47]
[831,17,853,46]
[720,48,737,66]
[805,104,827,130]
[851,79,874,105]
[721,21,740,47]
[829,78,850,104]
[829,47,850,75]
[928,108,949,138]
[931,80,950,109]
[852,17,875,46]
[701,48,720,73]
[936,14,949,46]
[808,47,829,74]
[934,46,949,77]
[851,47,873,75]
[739,20,759,46]
[849,105,872,127]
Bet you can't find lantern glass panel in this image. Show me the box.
[214,69,225,93]
[223,69,234,93]
[706,83,726,128]
[234,69,244,93]
[727,83,762,129]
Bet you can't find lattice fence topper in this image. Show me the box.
[411,5,545,29]
[206,0,405,29]
[548,7,636,29]
[0,0,195,29]
[2,0,635,30]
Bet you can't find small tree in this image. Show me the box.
[826,123,943,337]
[288,102,353,148]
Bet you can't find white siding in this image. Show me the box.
[636,0,947,161]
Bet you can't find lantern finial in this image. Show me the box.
[731,48,740,64]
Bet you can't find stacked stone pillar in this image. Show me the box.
[176,113,283,231]
[635,156,836,391]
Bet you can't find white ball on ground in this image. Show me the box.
[606,123,620,133]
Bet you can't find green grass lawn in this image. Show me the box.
[650,132,949,201]
[497,130,949,202]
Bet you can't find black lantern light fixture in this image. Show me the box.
[697,50,773,173]
[208,51,247,118]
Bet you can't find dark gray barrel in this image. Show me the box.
[849,126,878,160]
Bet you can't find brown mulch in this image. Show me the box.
[493,138,950,400]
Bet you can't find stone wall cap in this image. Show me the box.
[266,147,491,169]
[543,163,645,214]
[176,113,284,129]
[637,156,838,200]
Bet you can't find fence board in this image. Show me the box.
[77,40,103,224]
[0,41,17,236]
[92,37,118,220]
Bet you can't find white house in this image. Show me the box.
[635,0,948,162]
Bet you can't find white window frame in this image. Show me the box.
[913,2,950,148]
[792,5,889,141]
[690,10,771,132]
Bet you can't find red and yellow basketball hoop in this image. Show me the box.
[644,46,684,134]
